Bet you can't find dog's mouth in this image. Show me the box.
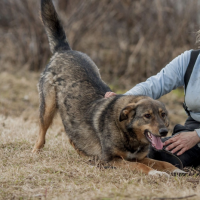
[144,130,163,150]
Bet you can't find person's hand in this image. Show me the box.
[105,92,117,98]
[163,131,200,156]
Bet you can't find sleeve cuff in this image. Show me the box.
[195,129,200,148]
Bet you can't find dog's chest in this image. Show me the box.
[126,145,149,160]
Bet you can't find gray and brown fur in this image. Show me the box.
[33,0,184,175]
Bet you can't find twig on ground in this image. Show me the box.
[152,194,196,200]
[187,178,200,183]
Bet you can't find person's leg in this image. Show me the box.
[148,136,200,168]
[148,135,183,169]
[184,116,200,127]
[148,117,200,168]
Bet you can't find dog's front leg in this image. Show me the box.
[109,159,169,176]
[137,158,186,174]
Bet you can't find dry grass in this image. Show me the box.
[0,71,199,200]
[0,1,199,198]
[1,115,200,200]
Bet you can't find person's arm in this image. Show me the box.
[124,50,192,99]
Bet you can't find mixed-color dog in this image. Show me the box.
[33,0,185,176]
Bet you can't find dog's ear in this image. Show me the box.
[119,103,137,122]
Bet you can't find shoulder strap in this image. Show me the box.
[184,50,200,92]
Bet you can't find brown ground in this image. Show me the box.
[1,70,200,200]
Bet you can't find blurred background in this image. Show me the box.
[0,0,200,129]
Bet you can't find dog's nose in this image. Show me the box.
[159,128,168,137]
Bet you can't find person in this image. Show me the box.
[105,46,200,168]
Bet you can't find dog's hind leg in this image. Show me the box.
[32,80,57,153]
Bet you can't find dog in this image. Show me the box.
[33,0,185,176]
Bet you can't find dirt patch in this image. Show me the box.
[0,71,39,119]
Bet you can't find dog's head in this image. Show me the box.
[119,97,169,150]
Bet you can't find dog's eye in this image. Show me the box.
[144,114,151,119]
[161,112,166,118]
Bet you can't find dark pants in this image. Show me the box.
[148,117,200,168]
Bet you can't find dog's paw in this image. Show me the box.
[32,148,37,153]
[148,170,170,177]
[32,148,40,153]
[172,168,187,176]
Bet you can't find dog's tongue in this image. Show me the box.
[151,134,163,150]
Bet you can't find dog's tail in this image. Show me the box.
[41,0,71,54]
